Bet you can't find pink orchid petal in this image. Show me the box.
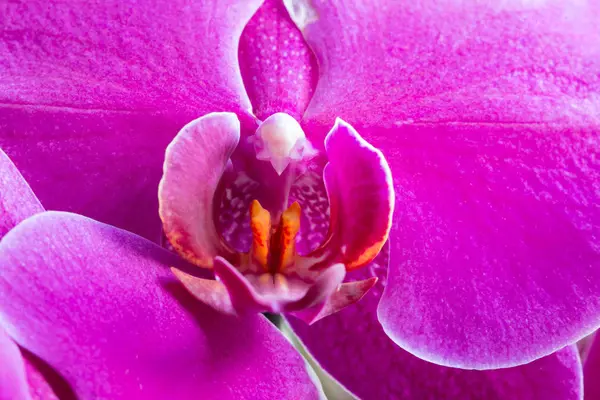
[0,212,320,399]
[290,277,377,324]
[0,331,59,399]
[584,336,600,399]
[170,268,236,316]
[23,354,60,400]
[0,328,32,400]
[321,119,394,270]
[0,0,262,240]
[239,0,318,120]
[297,1,600,131]
[290,254,583,400]
[294,1,600,367]
[577,332,596,364]
[374,123,600,368]
[284,263,346,312]
[0,148,43,238]
[159,113,241,267]
[2,111,199,242]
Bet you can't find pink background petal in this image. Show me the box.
[290,250,583,400]
[290,277,377,324]
[0,0,262,240]
[0,323,58,399]
[23,354,60,400]
[294,1,600,367]
[0,212,319,400]
[374,122,600,368]
[584,335,600,399]
[0,328,32,400]
[298,0,600,131]
[0,148,43,238]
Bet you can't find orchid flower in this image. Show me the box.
[0,0,599,399]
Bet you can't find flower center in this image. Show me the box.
[159,112,392,320]
[249,199,301,275]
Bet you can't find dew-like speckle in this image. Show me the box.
[289,170,330,254]
[216,173,259,252]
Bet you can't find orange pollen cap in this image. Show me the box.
[249,200,301,274]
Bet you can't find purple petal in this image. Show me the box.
[159,113,240,267]
[22,355,60,400]
[290,256,583,400]
[0,328,31,400]
[0,212,319,399]
[290,277,377,324]
[170,267,236,316]
[294,1,600,367]
[284,263,346,312]
[584,336,600,399]
[577,332,596,364]
[0,0,262,240]
[0,149,43,239]
[320,119,393,270]
[375,123,600,368]
[296,1,600,130]
[239,0,318,120]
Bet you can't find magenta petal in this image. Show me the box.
[321,119,393,270]
[290,0,600,368]
[290,262,583,400]
[22,355,59,400]
[0,328,31,400]
[0,149,43,239]
[1,0,262,239]
[239,0,318,120]
[584,336,600,399]
[577,333,596,364]
[2,112,198,242]
[291,0,600,368]
[284,263,346,312]
[290,277,377,324]
[1,1,260,112]
[373,122,600,368]
[170,268,236,315]
[297,1,600,130]
[0,212,319,399]
[159,113,240,267]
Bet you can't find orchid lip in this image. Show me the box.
[159,112,394,318]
